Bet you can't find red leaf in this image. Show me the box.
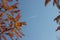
[45,0,51,6]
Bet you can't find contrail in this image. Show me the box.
[28,15,37,19]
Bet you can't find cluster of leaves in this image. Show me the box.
[0,0,26,40]
[45,0,60,9]
[45,0,60,40]
[54,15,60,31]
[45,0,60,31]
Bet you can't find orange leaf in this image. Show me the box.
[14,21,22,30]
[8,2,18,11]
[15,13,21,21]
[0,11,5,17]
[6,14,15,22]
[1,0,9,10]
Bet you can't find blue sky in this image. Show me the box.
[2,0,60,40]
[19,0,60,40]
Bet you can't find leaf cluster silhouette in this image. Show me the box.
[0,0,26,40]
[45,0,60,9]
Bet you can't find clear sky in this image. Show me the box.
[19,0,60,40]
[2,0,60,40]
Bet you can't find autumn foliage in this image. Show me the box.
[0,0,26,40]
